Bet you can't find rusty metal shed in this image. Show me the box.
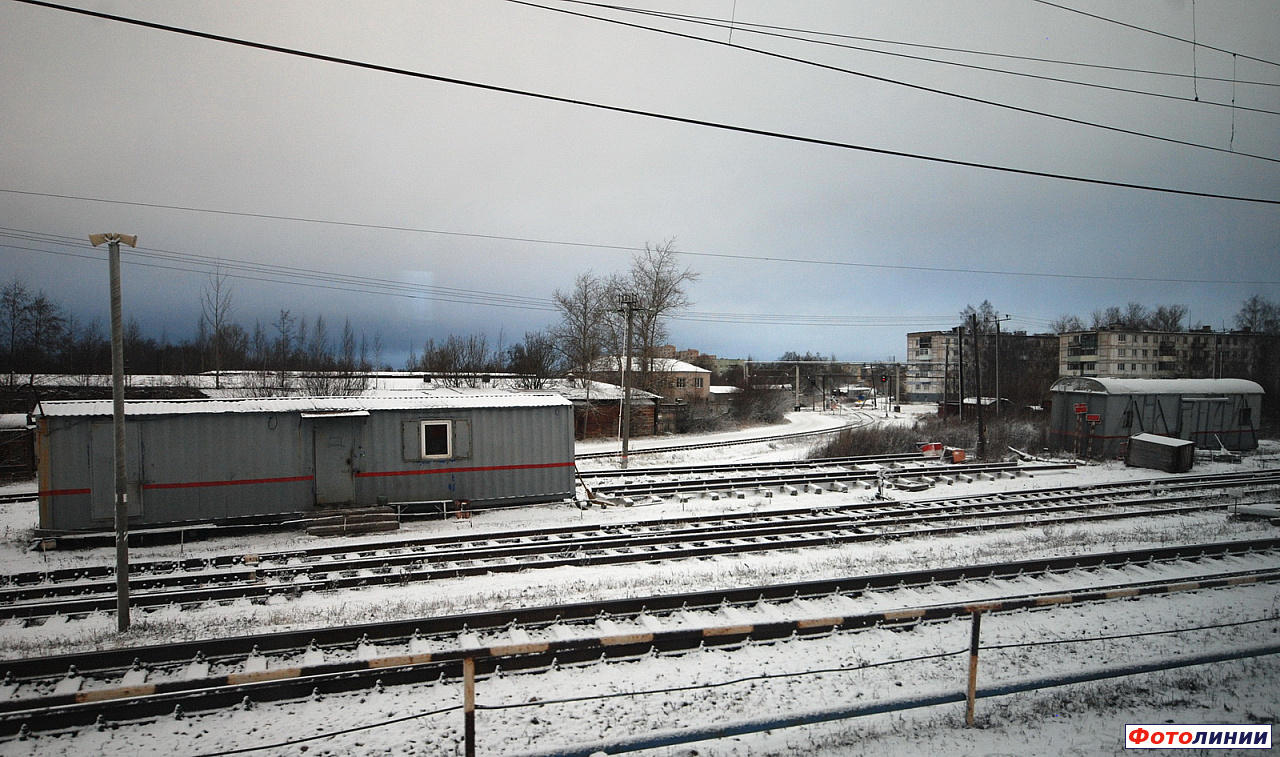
[1049,377,1263,458]
[35,391,574,532]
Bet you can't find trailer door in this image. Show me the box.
[90,420,143,522]
[311,415,364,506]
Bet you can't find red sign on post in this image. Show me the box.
[1074,403,1088,414]
[1085,413,1101,423]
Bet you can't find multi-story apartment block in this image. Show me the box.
[906,329,1059,407]
[905,330,962,403]
[1059,327,1260,379]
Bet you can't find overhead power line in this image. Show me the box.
[10,0,1279,205]
[551,0,1280,88]
[541,0,1280,117]
[0,229,959,328]
[4,194,1278,286]
[1031,0,1280,69]
[509,0,1280,164]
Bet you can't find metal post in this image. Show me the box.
[972,314,985,460]
[956,326,965,422]
[91,233,136,633]
[619,295,637,470]
[464,656,476,757]
[966,610,982,726]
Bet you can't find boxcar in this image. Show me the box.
[35,391,575,532]
[1049,377,1263,458]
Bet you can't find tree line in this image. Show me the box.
[1046,297,1280,335]
[1,241,704,399]
[0,273,385,394]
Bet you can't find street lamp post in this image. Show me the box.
[89,232,137,633]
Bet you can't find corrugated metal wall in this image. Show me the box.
[38,402,574,532]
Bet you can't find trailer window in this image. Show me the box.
[1239,407,1252,426]
[420,421,452,459]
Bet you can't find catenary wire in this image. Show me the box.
[1031,0,1280,69]
[0,237,961,328]
[552,0,1280,88]
[541,0,1280,116]
[3,197,1278,287]
[9,0,1280,205]
[508,0,1280,164]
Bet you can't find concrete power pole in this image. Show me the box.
[89,232,138,633]
[618,294,639,470]
[971,312,986,460]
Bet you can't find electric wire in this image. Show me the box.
[541,0,1280,116]
[1031,0,1280,69]
[509,0,1280,164]
[552,0,1280,88]
[9,0,1280,205]
[0,232,963,328]
[4,197,1278,287]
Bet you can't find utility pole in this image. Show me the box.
[992,314,1011,417]
[971,312,986,460]
[89,232,138,633]
[617,294,639,470]
[956,325,965,422]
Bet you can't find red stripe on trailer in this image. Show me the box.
[143,475,314,491]
[38,488,91,497]
[355,461,576,479]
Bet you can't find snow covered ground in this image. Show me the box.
[1,410,1278,756]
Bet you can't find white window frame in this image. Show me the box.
[419,420,453,459]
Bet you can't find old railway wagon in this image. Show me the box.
[35,391,575,532]
[1049,377,1263,458]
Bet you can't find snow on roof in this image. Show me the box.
[35,391,570,418]
[708,386,741,395]
[590,357,711,374]
[1130,433,1194,448]
[1050,377,1264,396]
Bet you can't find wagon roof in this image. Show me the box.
[1050,377,1264,395]
[33,391,571,418]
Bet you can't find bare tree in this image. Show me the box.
[1235,295,1280,334]
[507,330,561,388]
[1150,304,1188,332]
[627,240,698,394]
[0,277,31,383]
[551,272,609,386]
[1050,314,1086,334]
[200,267,235,388]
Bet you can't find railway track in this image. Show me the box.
[2,470,1278,621]
[581,458,1076,499]
[574,415,867,460]
[2,537,1278,737]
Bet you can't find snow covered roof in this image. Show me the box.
[34,391,570,418]
[1050,377,1264,396]
[1130,433,1194,448]
[590,357,711,374]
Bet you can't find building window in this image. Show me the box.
[420,420,452,459]
[1122,410,1134,428]
[676,377,687,388]
[1118,334,1127,342]
[918,336,932,348]
[1239,407,1253,426]
[694,377,704,388]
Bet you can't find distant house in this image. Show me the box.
[589,357,712,403]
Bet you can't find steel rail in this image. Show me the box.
[577,451,928,479]
[3,540,1279,736]
[3,470,1277,618]
[0,480,1252,618]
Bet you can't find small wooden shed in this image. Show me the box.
[1125,433,1195,473]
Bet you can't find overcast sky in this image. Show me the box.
[2,0,1277,367]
